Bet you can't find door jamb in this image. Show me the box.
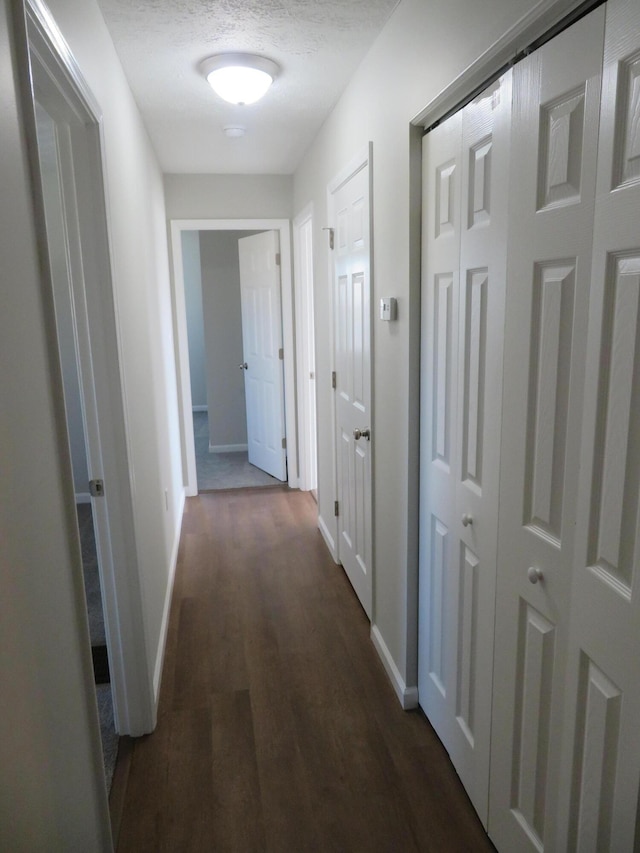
[293,203,317,493]
[325,143,374,571]
[20,0,153,737]
[170,218,297,495]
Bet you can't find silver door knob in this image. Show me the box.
[527,566,543,585]
[461,513,473,527]
[239,362,248,370]
[353,428,371,441]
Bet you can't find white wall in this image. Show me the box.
[292,0,577,694]
[199,230,259,449]
[1,0,185,843]
[164,173,293,220]
[182,230,207,409]
[0,1,110,847]
[44,0,185,707]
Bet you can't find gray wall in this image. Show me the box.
[181,230,207,409]
[199,230,261,449]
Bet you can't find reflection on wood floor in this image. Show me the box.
[115,488,494,852]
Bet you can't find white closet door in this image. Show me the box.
[556,1,640,849]
[488,8,606,852]
[419,109,462,773]
[418,70,511,825]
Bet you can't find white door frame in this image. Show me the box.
[170,219,297,496]
[327,144,374,610]
[23,0,153,736]
[293,203,317,493]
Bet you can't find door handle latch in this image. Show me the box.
[353,428,371,441]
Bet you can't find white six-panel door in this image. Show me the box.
[420,2,640,849]
[419,71,512,824]
[331,156,372,619]
[488,10,606,851]
[238,231,287,481]
[556,1,640,848]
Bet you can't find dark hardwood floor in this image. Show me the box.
[116,487,495,852]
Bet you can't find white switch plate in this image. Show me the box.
[380,297,397,321]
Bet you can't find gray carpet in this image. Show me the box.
[96,683,119,792]
[76,503,118,791]
[193,411,283,490]
[77,503,105,646]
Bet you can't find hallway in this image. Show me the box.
[115,488,493,852]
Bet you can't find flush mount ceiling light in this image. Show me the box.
[200,53,279,105]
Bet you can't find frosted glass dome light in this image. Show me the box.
[200,54,279,105]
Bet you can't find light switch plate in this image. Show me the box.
[380,297,397,321]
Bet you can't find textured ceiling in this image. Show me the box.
[96,0,400,174]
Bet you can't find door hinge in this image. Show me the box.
[279,347,284,360]
[334,500,339,517]
[89,478,105,497]
[282,437,287,450]
[275,252,281,266]
[331,370,336,389]
[323,227,335,250]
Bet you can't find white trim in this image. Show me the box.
[293,202,317,493]
[75,491,91,504]
[327,144,371,195]
[209,443,248,453]
[24,0,154,741]
[411,0,589,129]
[152,488,185,704]
[326,143,374,618]
[317,513,338,563]
[371,625,419,711]
[169,218,298,496]
[192,404,208,413]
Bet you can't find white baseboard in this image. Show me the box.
[75,492,91,504]
[209,443,248,453]
[370,624,419,710]
[317,513,338,563]
[192,404,208,412]
[153,488,186,704]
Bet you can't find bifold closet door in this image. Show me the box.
[418,71,511,825]
[488,7,606,852]
[556,1,640,848]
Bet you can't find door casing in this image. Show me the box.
[170,219,297,495]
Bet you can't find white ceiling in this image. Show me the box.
[96,0,400,175]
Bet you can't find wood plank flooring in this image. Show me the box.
[117,487,495,852]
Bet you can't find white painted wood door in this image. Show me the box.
[555,1,640,848]
[419,71,511,825]
[238,231,287,481]
[331,155,372,618]
[489,9,606,851]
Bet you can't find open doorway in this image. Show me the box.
[181,228,284,490]
[22,0,153,752]
[171,219,299,496]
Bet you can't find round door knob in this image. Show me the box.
[239,362,248,370]
[528,566,543,585]
[461,513,473,527]
[353,428,371,441]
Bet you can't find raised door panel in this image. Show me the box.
[452,71,512,823]
[419,110,462,744]
[419,70,512,827]
[238,231,287,480]
[332,160,372,618]
[557,4,640,847]
[489,8,605,851]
